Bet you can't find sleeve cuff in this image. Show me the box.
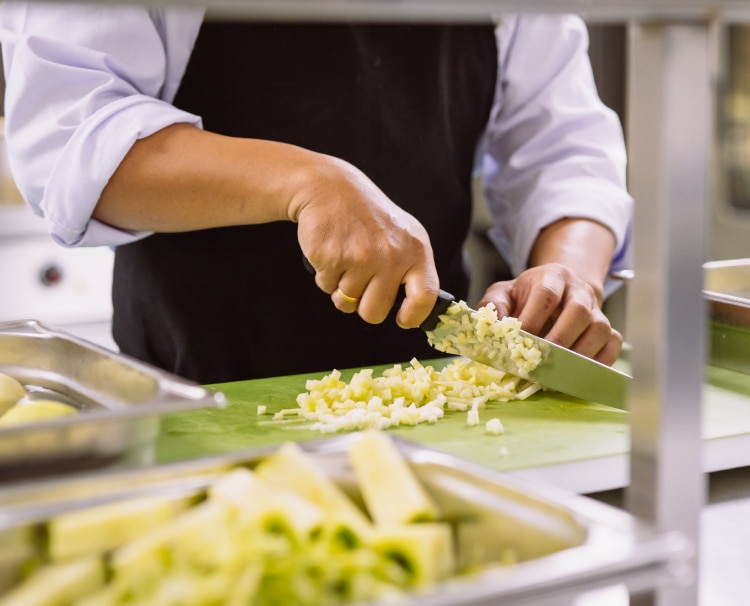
[41,96,202,247]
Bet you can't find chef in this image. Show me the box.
[0,6,633,384]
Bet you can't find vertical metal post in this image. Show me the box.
[625,20,711,606]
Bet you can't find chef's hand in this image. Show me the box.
[477,218,623,366]
[478,263,622,365]
[95,125,439,325]
[289,155,440,328]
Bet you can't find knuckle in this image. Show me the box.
[409,287,440,309]
[537,286,562,313]
[358,307,387,325]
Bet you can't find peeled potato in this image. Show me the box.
[0,373,27,414]
[0,400,79,427]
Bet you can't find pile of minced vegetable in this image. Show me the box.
[265,302,544,434]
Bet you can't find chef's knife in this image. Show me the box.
[420,290,630,409]
[302,258,630,409]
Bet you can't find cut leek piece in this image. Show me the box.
[48,495,188,562]
[0,400,78,427]
[0,373,25,414]
[71,585,122,606]
[211,467,326,543]
[0,526,36,593]
[225,565,264,606]
[0,557,104,606]
[109,500,240,602]
[254,441,373,539]
[349,430,440,524]
[372,523,455,588]
[145,500,236,570]
[108,524,172,593]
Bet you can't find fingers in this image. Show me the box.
[295,156,440,326]
[394,269,441,329]
[548,305,621,364]
[307,244,438,325]
[480,264,623,365]
[477,282,513,320]
[332,286,361,312]
[514,269,567,337]
[584,326,623,366]
[319,268,440,326]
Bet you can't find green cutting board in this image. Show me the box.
[155,357,627,472]
[155,352,750,483]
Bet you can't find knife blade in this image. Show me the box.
[420,290,631,410]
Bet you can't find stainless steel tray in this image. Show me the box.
[704,259,750,374]
[0,319,226,481]
[704,258,750,321]
[0,434,691,605]
[616,262,750,374]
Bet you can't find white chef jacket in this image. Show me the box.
[0,4,633,280]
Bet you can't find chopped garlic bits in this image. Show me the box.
[425,301,544,380]
[270,301,544,435]
[485,418,505,435]
[288,354,539,434]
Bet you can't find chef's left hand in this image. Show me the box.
[478,262,622,366]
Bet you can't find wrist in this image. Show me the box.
[529,218,614,304]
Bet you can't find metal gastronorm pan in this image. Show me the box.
[0,319,226,481]
[0,433,691,605]
[704,259,750,374]
[704,258,750,323]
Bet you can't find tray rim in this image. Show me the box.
[0,319,227,437]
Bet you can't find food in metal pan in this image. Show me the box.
[0,400,79,428]
[47,496,191,563]
[0,373,26,415]
[0,431,466,606]
[0,557,105,606]
[348,429,440,525]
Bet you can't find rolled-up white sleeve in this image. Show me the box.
[480,14,633,281]
[0,3,204,247]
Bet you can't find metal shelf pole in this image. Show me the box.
[624,20,711,606]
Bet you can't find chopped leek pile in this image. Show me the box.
[425,301,544,381]
[283,358,540,434]
[268,302,543,434]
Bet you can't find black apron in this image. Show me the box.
[112,21,498,384]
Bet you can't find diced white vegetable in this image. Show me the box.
[287,353,540,434]
[485,418,505,435]
[0,373,26,415]
[425,301,543,380]
[349,430,440,524]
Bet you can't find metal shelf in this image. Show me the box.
[23,1,726,604]
[43,0,750,23]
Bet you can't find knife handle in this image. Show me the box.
[418,290,455,331]
[301,255,454,331]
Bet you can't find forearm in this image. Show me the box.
[95,123,323,231]
[527,218,616,304]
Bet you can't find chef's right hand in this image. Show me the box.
[289,154,440,329]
